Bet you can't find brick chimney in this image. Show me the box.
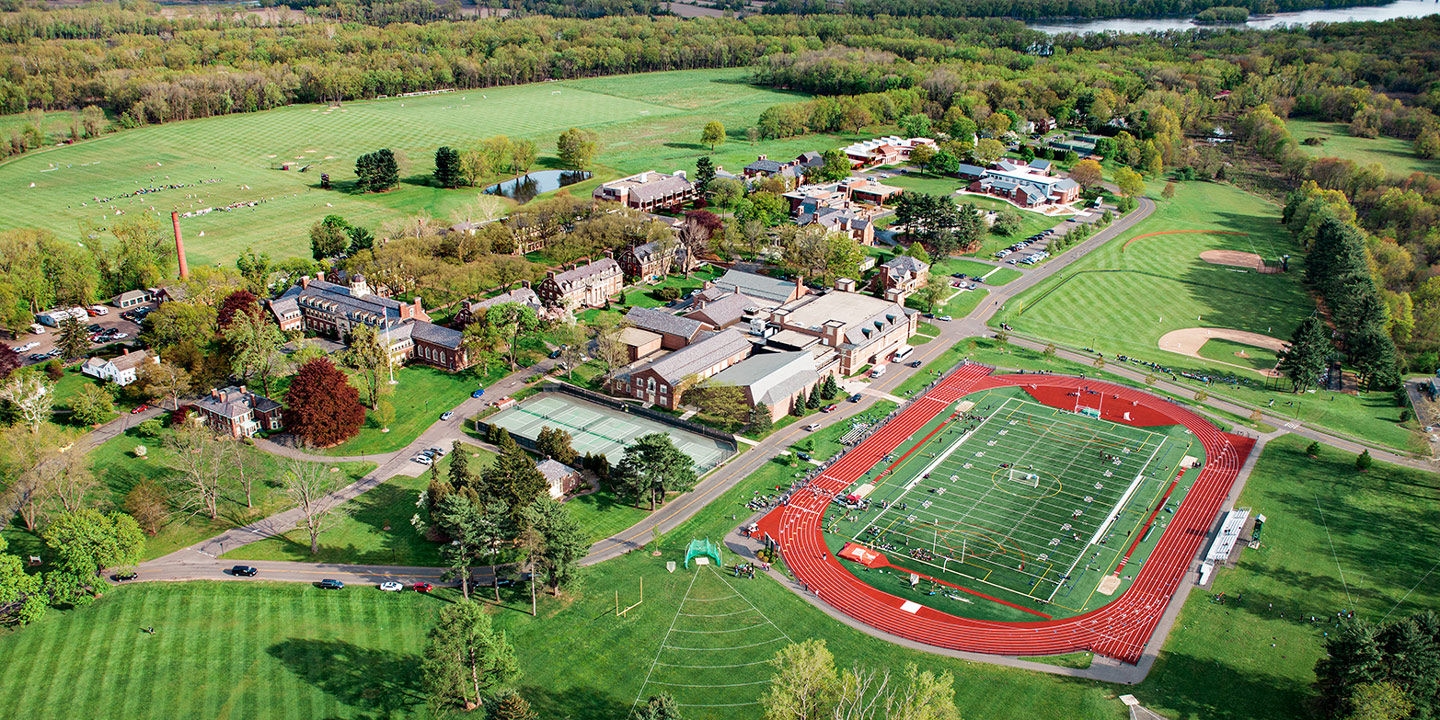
[794,274,804,296]
[171,211,189,280]
[300,275,310,289]
[211,387,220,400]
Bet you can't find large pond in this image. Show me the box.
[1029,0,1439,34]
[484,170,591,203]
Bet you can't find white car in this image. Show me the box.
[15,342,38,352]
[379,581,403,592]
[89,306,108,315]
[412,455,432,465]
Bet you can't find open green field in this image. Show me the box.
[0,68,841,266]
[227,446,496,566]
[992,181,1421,451]
[0,423,376,563]
[1286,119,1440,178]
[1135,434,1440,720]
[320,364,484,457]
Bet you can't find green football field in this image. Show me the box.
[823,386,1196,621]
[0,68,849,266]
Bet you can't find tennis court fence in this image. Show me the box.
[542,382,738,450]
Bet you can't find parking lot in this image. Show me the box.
[6,302,152,367]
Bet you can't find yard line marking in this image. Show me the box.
[655,659,773,669]
[648,679,772,688]
[1313,492,1354,610]
[633,570,699,713]
[662,637,787,651]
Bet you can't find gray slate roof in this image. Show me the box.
[713,269,797,305]
[707,350,817,408]
[882,255,929,279]
[685,291,759,328]
[410,321,463,349]
[552,258,620,290]
[629,175,694,203]
[636,328,752,385]
[625,306,704,341]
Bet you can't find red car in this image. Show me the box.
[820,404,838,413]
[130,404,148,414]
[413,582,434,593]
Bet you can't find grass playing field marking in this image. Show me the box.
[844,394,1179,605]
[633,566,791,711]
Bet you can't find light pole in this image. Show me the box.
[384,321,397,385]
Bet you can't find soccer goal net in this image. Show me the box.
[1008,468,1040,488]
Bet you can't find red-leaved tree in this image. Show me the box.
[284,358,365,448]
[0,343,20,382]
[217,289,260,330]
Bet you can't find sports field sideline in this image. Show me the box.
[825,387,1199,620]
[489,393,732,470]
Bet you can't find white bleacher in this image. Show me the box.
[1198,508,1250,585]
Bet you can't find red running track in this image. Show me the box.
[757,364,1255,664]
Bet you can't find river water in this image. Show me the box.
[1029,0,1439,34]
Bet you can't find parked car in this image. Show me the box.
[317,579,345,590]
[849,393,862,403]
[111,570,138,582]
[440,411,454,421]
[548,348,563,359]
[231,565,258,577]
[15,342,37,352]
[131,404,148,414]
[805,423,821,431]
[379,581,403,592]
[796,451,811,461]
[89,305,108,315]
[428,446,447,457]
[413,582,434,593]
[412,455,432,465]
[470,388,485,398]
[937,315,952,322]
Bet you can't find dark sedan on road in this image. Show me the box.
[317,579,345,589]
[111,570,138,582]
[230,565,258,577]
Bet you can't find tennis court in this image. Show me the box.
[489,393,733,470]
[830,387,1197,614]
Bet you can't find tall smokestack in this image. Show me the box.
[171,211,189,280]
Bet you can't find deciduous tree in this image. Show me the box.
[344,324,390,408]
[225,309,286,398]
[523,496,586,594]
[556,128,599,171]
[70,384,114,426]
[0,372,53,433]
[1069,159,1103,187]
[282,458,341,555]
[701,121,726,151]
[283,358,365,448]
[138,360,191,411]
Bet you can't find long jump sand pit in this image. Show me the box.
[1158,327,1288,374]
[1199,249,1265,271]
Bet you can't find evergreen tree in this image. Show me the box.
[1356,449,1373,471]
[821,374,839,400]
[420,599,518,717]
[695,156,716,197]
[449,439,471,491]
[1317,620,1386,717]
[355,148,399,192]
[523,497,587,594]
[1277,316,1329,392]
[434,146,461,188]
[790,394,804,417]
[56,314,88,361]
[491,691,538,720]
[426,464,455,519]
[481,435,547,528]
[632,694,681,720]
[1379,617,1440,716]
[747,403,773,436]
[613,433,697,511]
[806,382,821,409]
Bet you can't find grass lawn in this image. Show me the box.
[225,446,497,566]
[1197,337,1279,372]
[0,424,376,562]
[883,172,1061,257]
[983,267,1024,285]
[321,364,483,457]
[1286,119,1440,178]
[0,68,837,267]
[563,488,652,545]
[619,266,722,308]
[1135,434,1440,720]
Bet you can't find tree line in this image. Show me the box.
[760,0,1383,20]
